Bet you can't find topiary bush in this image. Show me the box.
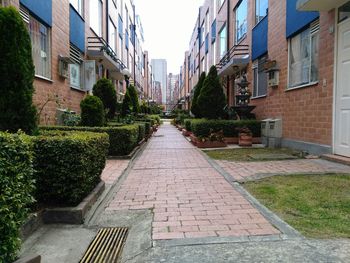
[80,95,105,127]
[135,122,146,143]
[197,66,226,119]
[148,115,161,125]
[0,132,35,263]
[92,78,117,120]
[191,72,206,118]
[184,119,193,132]
[121,89,132,117]
[0,7,37,134]
[128,85,140,114]
[32,130,109,206]
[40,124,139,156]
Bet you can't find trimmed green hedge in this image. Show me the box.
[184,119,193,131]
[136,122,146,143]
[148,115,161,125]
[136,121,151,138]
[0,132,35,263]
[40,125,139,156]
[191,119,261,137]
[32,130,109,206]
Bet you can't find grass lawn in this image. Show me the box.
[204,147,301,162]
[244,174,350,238]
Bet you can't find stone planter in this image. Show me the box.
[182,129,192,137]
[239,133,253,147]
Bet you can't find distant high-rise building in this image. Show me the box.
[167,73,179,111]
[151,59,167,104]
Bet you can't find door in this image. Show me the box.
[335,18,350,157]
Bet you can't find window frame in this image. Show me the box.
[252,55,267,98]
[70,0,84,17]
[90,0,103,37]
[287,20,319,90]
[255,0,268,25]
[219,24,227,58]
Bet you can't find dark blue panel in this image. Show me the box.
[20,0,52,26]
[252,15,268,61]
[69,6,85,53]
[205,34,209,54]
[286,0,319,38]
[211,19,216,43]
[118,15,123,38]
[125,31,129,49]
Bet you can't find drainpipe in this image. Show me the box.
[226,0,230,106]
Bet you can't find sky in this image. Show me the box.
[135,0,204,74]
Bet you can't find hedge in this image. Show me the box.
[0,132,35,263]
[191,119,261,137]
[40,125,139,156]
[135,122,146,143]
[136,121,151,137]
[148,115,161,125]
[184,119,193,131]
[32,130,109,206]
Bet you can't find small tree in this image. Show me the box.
[197,66,226,119]
[0,7,37,134]
[92,78,117,120]
[121,89,132,117]
[128,85,140,114]
[80,95,105,126]
[191,72,206,118]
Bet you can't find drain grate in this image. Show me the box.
[80,227,128,263]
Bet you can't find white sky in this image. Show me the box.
[135,0,204,74]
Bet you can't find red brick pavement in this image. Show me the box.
[106,124,280,240]
[101,159,129,185]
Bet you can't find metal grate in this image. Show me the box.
[19,5,30,24]
[80,227,128,263]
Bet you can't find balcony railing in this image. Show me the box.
[216,44,249,70]
[87,37,126,70]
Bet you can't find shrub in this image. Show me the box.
[191,119,261,137]
[175,113,190,125]
[128,85,140,114]
[184,119,193,132]
[121,89,132,117]
[148,115,161,125]
[0,7,37,134]
[197,66,226,119]
[80,95,105,127]
[40,124,139,156]
[32,131,109,206]
[191,72,206,118]
[136,121,151,137]
[135,122,146,142]
[0,132,35,262]
[92,78,117,119]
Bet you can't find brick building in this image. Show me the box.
[1,0,153,124]
[183,0,350,157]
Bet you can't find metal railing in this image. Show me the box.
[87,37,127,69]
[216,44,249,70]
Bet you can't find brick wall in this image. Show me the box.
[246,0,334,146]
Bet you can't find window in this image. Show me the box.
[205,10,209,34]
[28,15,51,79]
[212,41,216,65]
[118,36,123,60]
[288,20,319,88]
[108,18,116,52]
[255,0,268,24]
[339,2,350,23]
[235,0,248,43]
[219,24,227,58]
[69,44,83,90]
[90,0,102,36]
[253,56,267,97]
[200,22,204,46]
[70,0,83,16]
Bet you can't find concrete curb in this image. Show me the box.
[13,254,41,263]
[42,181,105,224]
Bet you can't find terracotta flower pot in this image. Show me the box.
[239,133,252,147]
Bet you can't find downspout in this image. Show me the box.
[226,0,230,106]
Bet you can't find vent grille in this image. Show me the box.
[70,44,83,64]
[80,227,128,263]
[20,5,30,24]
[310,19,320,34]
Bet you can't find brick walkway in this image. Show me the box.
[217,159,350,182]
[101,159,130,185]
[107,124,279,240]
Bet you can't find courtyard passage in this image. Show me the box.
[107,123,279,240]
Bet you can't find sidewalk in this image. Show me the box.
[107,123,280,240]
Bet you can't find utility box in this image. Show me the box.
[267,119,282,148]
[261,119,272,146]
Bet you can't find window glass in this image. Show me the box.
[236,0,248,43]
[253,56,267,97]
[339,2,350,23]
[70,63,81,89]
[70,0,83,16]
[288,21,319,88]
[108,19,116,52]
[219,25,226,58]
[255,0,268,24]
[29,16,51,79]
[90,0,102,36]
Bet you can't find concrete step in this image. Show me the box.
[321,154,350,167]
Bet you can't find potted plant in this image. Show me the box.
[237,127,253,147]
[196,129,227,148]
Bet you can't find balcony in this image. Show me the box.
[297,0,348,11]
[216,44,250,77]
[87,37,126,80]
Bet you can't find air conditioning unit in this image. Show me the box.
[58,56,70,78]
